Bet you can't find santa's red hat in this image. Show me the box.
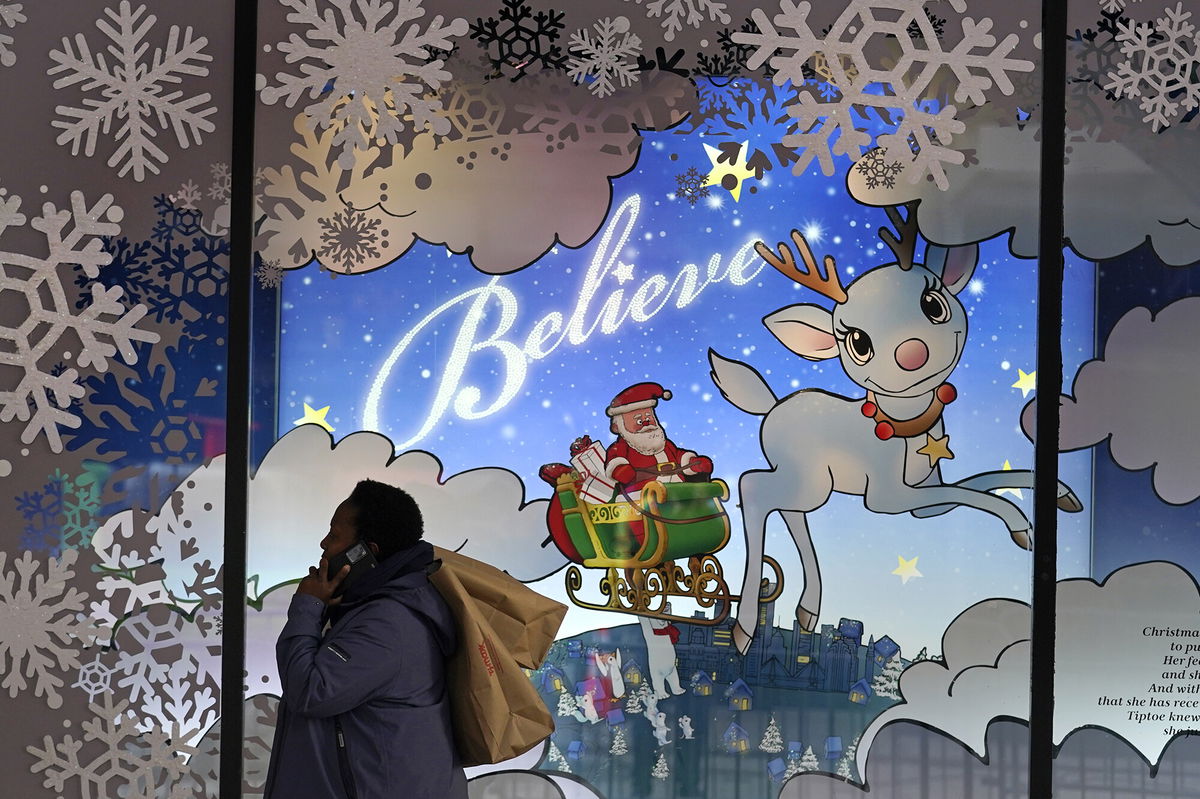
[606,382,672,416]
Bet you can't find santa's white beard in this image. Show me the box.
[617,421,666,456]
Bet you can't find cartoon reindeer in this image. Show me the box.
[709,205,1082,654]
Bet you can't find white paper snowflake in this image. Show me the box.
[27,692,197,799]
[207,162,231,202]
[256,259,285,289]
[0,188,160,452]
[1099,0,1139,14]
[73,650,116,701]
[139,669,218,744]
[259,0,468,168]
[0,2,27,67]
[114,607,188,702]
[48,1,217,181]
[568,17,643,98]
[1104,2,1200,131]
[733,0,1035,189]
[0,549,97,709]
[623,0,730,43]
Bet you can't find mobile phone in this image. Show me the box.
[326,541,378,592]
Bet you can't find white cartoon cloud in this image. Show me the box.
[850,561,1200,780]
[1021,297,1200,504]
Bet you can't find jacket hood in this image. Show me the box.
[328,540,457,656]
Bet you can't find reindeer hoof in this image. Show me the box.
[1010,527,1033,550]
[796,606,818,633]
[732,623,753,656]
[1057,488,1084,513]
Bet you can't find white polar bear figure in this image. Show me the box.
[639,613,685,700]
[576,690,601,724]
[650,711,673,746]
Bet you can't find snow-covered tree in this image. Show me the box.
[758,715,784,753]
[547,742,571,773]
[651,752,670,780]
[872,653,904,700]
[836,735,860,781]
[799,745,820,772]
[610,726,629,756]
[557,690,579,717]
[625,690,644,714]
[784,757,802,780]
[912,646,929,662]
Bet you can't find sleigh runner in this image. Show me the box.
[546,472,782,626]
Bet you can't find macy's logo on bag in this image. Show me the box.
[477,636,503,677]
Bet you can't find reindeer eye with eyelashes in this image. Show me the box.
[920,289,952,324]
[844,328,874,365]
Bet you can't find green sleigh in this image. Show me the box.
[549,474,782,626]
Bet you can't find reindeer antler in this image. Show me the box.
[879,202,920,270]
[755,230,848,304]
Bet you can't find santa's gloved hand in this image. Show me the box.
[612,464,637,484]
[689,455,713,474]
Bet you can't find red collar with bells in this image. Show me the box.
[861,383,957,440]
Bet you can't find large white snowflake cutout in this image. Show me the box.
[623,0,730,43]
[0,549,98,709]
[0,2,27,67]
[568,16,643,98]
[27,693,197,799]
[1105,2,1200,132]
[0,188,160,452]
[733,0,1034,189]
[48,1,217,181]
[259,0,468,168]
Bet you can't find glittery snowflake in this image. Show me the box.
[48,1,216,181]
[675,166,711,204]
[318,207,383,272]
[855,146,904,188]
[259,0,467,169]
[0,549,97,709]
[470,0,569,79]
[0,1,27,67]
[256,258,285,289]
[27,692,197,799]
[623,0,731,43]
[1104,2,1200,131]
[567,17,642,98]
[733,0,1035,189]
[0,188,160,452]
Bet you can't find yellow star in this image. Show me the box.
[996,459,1024,499]
[1011,369,1036,398]
[892,555,923,585]
[917,433,954,468]
[293,402,334,432]
[703,141,756,201]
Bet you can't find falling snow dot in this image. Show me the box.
[363,334,372,342]
[542,399,551,408]
[421,369,431,378]
[1000,361,1011,370]
[0,459,10,477]
[303,277,312,285]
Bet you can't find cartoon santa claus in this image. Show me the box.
[604,382,713,497]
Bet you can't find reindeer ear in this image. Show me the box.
[764,304,839,361]
[924,243,979,294]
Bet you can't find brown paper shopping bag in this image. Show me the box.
[429,548,567,766]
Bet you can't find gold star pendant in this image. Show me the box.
[892,555,923,585]
[703,141,757,201]
[917,433,954,468]
[1011,369,1036,398]
[293,402,334,432]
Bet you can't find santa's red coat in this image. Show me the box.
[604,438,697,493]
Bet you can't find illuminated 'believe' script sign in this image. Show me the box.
[363,194,764,448]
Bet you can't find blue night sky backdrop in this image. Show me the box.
[273,121,1099,651]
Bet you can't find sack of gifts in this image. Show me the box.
[570,437,617,504]
[427,547,567,766]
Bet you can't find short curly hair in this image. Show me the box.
[346,479,424,560]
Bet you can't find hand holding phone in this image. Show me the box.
[325,541,378,593]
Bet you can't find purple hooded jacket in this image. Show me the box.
[264,541,468,799]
